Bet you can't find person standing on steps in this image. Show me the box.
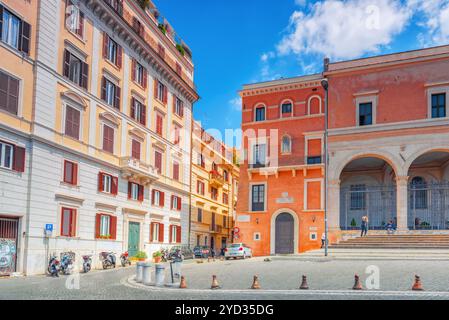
[321,233,326,248]
[361,215,369,237]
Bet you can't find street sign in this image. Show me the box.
[45,224,53,232]
[233,227,240,234]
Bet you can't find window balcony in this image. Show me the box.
[210,224,223,234]
[119,157,159,184]
[209,170,224,188]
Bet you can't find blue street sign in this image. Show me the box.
[45,224,53,232]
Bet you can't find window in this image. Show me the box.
[60,207,76,237]
[156,113,163,136]
[152,189,164,207]
[358,102,373,126]
[95,213,117,239]
[251,184,265,212]
[170,225,178,243]
[281,102,292,115]
[101,77,120,109]
[223,215,227,228]
[102,124,114,154]
[197,208,203,222]
[131,140,140,160]
[198,153,205,168]
[307,156,322,165]
[100,215,110,237]
[150,222,163,243]
[154,150,162,173]
[128,182,143,201]
[63,50,88,89]
[65,0,84,38]
[223,193,228,205]
[0,70,19,116]
[211,187,218,201]
[158,43,165,58]
[0,141,13,169]
[0,6,30,54]
[254,233,261,241]
[64,105,80,140]
[410,177,428,209]
[63,160,78,185]
[98,172,118,195]
[104,0,123,15]
[155,80,167,104]
[223,170,228,182]
[173,162,180,181]
[103,33,122,68]
[176,63,182,76]
[171,195,181,211]
[132,59,147,88]
[197,180,205,195]
[174,96,184,117]
[173,125,181,145]
[252,144,266,168]
[431,93,446,119]
[255,106,265,122]
[130,98,146,125]
[350,185,366,210]
[281,136,291,154]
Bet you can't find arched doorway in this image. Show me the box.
[275,213,294,254]
[407,151,449,230]
[339,156,397,230]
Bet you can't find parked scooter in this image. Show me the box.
[82,255,92,273]
[120,251,131,267]
[60,252,75,275]
[100,252,116,269]
[48,255,60,277]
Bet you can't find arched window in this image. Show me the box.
[410,177,428,210]
[281,135,292,154]
[308,96,322,115]
[254,105,266,122]
[280,100,293,117]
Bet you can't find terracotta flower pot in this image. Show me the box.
[154,256,161,263]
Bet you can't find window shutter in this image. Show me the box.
[112,176,118,195]
[20,21,31,55]
[72,163,78,185]
[169,225,173,243]
[170,195,174,210]
[176,226,181,243]
[172,97,176,113]
[103,32,108,58]
[77,11,84,38]
[63,50,71,78]
[98,172,104,192]
[151,189,155,205]
[101,77,106,101]
[154,80,158,99]
[13,146,25,173]
[160,192,165,207]
[180,102,184,117]
[158,223,164,243]
[127,182,132,199]
[95,214,101,239]
[81,62,89,89]
[142,68,147,89]
[116,45,122,69]
[141,104,146,126]
[138,185,144,202]
[114,85,121,110]
[110,216,117,240]
[150,222,154,242]
[163,86,167,104]
[70,209,77,237]
[130,97,136,119]
[177,197,181,211]
[0,6,3,37]
[131,59,136,82]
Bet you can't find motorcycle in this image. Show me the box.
[48,255,60,277]
[100,252,116,269]
[82,255,92,273]
[60,252,74,275]
[120,251,131,267]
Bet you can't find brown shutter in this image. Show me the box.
[170,195,174,210]
[81,62,89,89]
[110,216,117,240]
[169,225,173,243]
[158,223,164,243]
[70,209,77,237]
[131,59,136,82]
[154,80,158,99]
[138,185,144,202]
[114,85,121,110]
[116,44,122,69]
[13,146,25,173]
[63,50,71,78]
[77,11,84,38]
[142,67,147,89]
[112,176,118,195]
[20,21,31,55]
[72,163,78,185]
[160,192,165,207]
[176,226,181,244]
[177,197,181,211]
[101,77,106,101]
[150,222,154,242]
[130,97,135,119]
[98,172,104,192]
[151,189,155,205]
[141,104,146,126]
[103,32,108,58]
[127,182,132,199]
[163,85,167,104]
[95,214,101,239]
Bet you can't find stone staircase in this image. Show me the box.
[330,235,449,249]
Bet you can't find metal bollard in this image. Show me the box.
[155,264,166,287]
[135,262,144,283]
[142,262,152,286]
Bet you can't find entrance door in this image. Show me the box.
[0,218,18,276]
[127,222,140,257]
[275,213,294,254]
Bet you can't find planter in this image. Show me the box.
[138,258,146,262]
[153,256,162,264]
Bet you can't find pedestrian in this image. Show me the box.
[321,233,326,248]
[386,220,394,235]
[361,215,369,237]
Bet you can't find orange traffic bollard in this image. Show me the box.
[251,275,261,289]
[179,276,187,289]
[211,275,221,289]
[412,275,424,291]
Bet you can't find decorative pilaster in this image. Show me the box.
[395,176,409,232]
[327,179,341,231]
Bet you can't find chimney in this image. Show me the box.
[323,57,330,72]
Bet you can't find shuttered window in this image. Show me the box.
[170,225,181,244]
[101,77,121,109]
[156,113,163,136]
[95,213,117,240]
[173,162,180,181]
[132,59,147,88]
[171,195,181,211]
[103,33,122,68]
[0,6,31,55]
[151,189,165,207]
[65,0,84,38]
[102,124,114,154]
[63,49,89,89]
[61,207,76,237]
[98,172,118,195]
[131,139,141,160]
[64,105,80,140]
[128,182,144,202]
[130,97,146,126]
[154,150,162,173]
[0,70,19,116]
[0,141,24,172]
[150,222,164,243]
[155,81,167,104]
[63,160,78,185]
[173,96,184,118]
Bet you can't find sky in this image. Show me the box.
[155,0,449,147]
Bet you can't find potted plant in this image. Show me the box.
[99,234,111,240]
[350,218,357,230]
[134,251,148,262]
[176,44,185,56]
[158,23,166,35]
[153,251,163,263]
[137,0,150,10]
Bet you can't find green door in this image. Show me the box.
[128,222,140,257]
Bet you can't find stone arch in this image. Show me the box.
[270,208,299,255]
[404,146,449,175]
[61,90,88,109]
[307,95,322,115]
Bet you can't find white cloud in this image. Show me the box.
[408,0,449,45]
[277,0,411,60]
[229,97,242,111]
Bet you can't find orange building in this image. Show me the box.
[236,75,326,256]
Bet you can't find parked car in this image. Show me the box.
[224,243,252,260]
[169,246,194,260]
[193,246,210,259]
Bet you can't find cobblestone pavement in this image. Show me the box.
[1,257,449,300]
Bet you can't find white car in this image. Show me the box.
[224,243,252,260]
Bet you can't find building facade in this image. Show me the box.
[0,0,198,276]
[236,75,326,256]
[190,121,239,254]
[236,45,449,257]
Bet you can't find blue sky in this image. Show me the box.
[155,0,449,146]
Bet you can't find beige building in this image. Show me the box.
[190,121,239,253]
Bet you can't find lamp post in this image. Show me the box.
[321,78,329,257]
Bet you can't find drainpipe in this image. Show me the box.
[321,59,330,257]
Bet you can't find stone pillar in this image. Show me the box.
[328,179,341,232]
[396,176,409,232]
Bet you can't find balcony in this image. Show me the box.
[209,170,224,188]
[120,157,159,184]
[210,224,223,234]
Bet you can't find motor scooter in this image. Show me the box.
[48,255,60,277]
[100,252,116,269]
[120,251,131,267]
[82,255,92,273]
[60,252,75,275]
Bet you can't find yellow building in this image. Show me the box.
[0,0,198,275]
[190,121,240,254]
